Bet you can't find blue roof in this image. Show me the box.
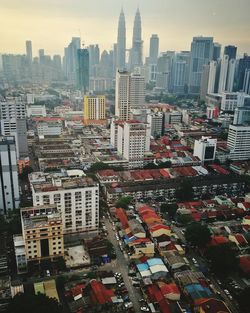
[137,263,149,272]
[147,258,164,267]
[185,284,212,300]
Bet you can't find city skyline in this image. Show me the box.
[0,0,250,57]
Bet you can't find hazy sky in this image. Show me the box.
[0,0,250,57]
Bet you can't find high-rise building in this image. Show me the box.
[156,52,175,92]
[38,49,45,65]
[88,44,100,77]
[226,58,236,92]
[30,171,99,236]
[117,8,126,70]
[227,125,250,160]
[218,55,229,94]
[115,70,145,120]
[130,8,143,70]
[200,64,210,101]
[172,51,190,94]
[188,36,214,94]
[207,61,218,94]
[0,136,20,215]
[20,205,64,263]
[0,97,28,157]
[224,45,237,60]
[236,54,250,91]
[25,40,32,64]
[243,69,250,95]
[130,73,145,109]
[63,37,81,82]
[212,42,221,61]
[233,93,250,125]
[117,120,150,169]
[76,48,89,92]
[149,34,159,64]
[83,95,106,125]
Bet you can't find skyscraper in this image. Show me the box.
[117,8,126,70]
[188,36,214,94]
[130,8,143,70]
[218,55,229,94]
[0,136,20,215]
[149,34,159,64]
[236,54,250,91]
[212,42,221,61]
[25,40,32,64]
[172,51,190,94]
[76,48,89,93]
[224,45,237,60]
[63,37,81,82]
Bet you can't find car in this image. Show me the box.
[124,302,133,309]
[139,299,146,303]
[132,277,140,281]
[46,269,50,277]
[140,306,150,312]
[114,272,122,277]
[118,283,125,288]
[224,289,230,295]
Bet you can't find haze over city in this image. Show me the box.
[1,0,250,56]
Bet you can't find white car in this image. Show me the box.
[141,306,150,312]
[124,302,133,309]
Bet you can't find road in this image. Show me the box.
[104,218,141,313]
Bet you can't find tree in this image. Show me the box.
[160,203,178,218]
[89,162,111,172]
[206,243,239,277]
[115,196,133,210]
[236,287,250,313]
[185,222,211,247]
[175,180,194,201]
[176,214,193,226]
[7,293,62,313]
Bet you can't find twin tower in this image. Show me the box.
[117,8,143,71]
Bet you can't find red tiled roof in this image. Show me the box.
[90,280,114,305]
[159,283,180,296]
[98,169,116,177]
[209,236,229,246]
[239,256,250,274]
[115,208,129,229]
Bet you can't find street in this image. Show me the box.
[104,218,141,313]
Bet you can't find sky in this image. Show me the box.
[0,0,250,58]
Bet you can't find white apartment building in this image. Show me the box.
[30,170,99,235]
[37,121,62,136]
[117,121,150,169]
[227,125,250,160]
[115,70,145,120]
[0,98,28,157]
[13,235,27,274]
[0,136,20,215]
[26,104,46,117]
[193,136,217,163]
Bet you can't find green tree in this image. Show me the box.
[160,203,178,218]
[176,214,193,226]
[185,222,211,247]
[206,243,239,277]
[7,293,62,313]
[175,180,194,201]
[236,287,250,313]
[115,196,133,210]
[89,162,111,172]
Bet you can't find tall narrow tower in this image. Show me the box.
[117,8,126,70]
[130,8,143,70]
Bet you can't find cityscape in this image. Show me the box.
[1,1,250,313]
